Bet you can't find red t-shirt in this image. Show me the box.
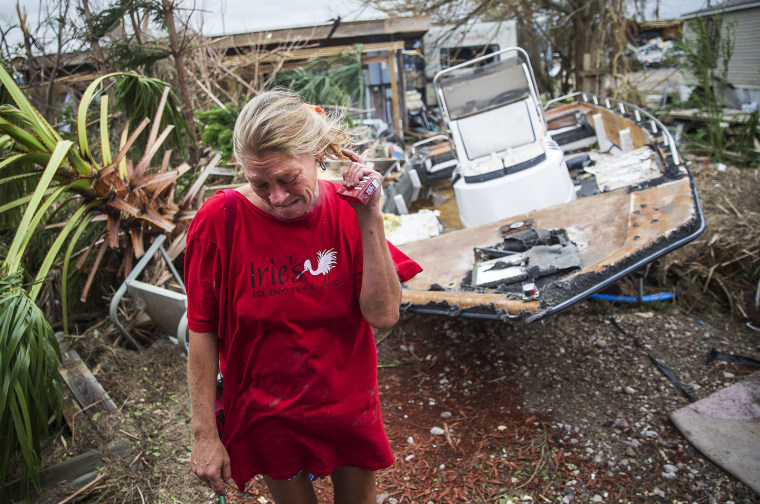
[185,180,421,489]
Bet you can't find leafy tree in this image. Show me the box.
[113,72,191,157]
[196,102,242,162]
[274,45,365,111]
[676,13,736,163]
[367,0,633,96]
[0,67,207,497]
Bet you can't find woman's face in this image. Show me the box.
[241,151,320,220]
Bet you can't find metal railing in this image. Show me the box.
[544,91,681,164]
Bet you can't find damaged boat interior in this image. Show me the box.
[393,47,705,322]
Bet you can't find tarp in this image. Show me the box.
[670,372,760,494]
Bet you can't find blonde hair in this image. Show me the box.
[233,89,355,163]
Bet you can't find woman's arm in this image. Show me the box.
[341,149,402,329]
[188,330,232,495]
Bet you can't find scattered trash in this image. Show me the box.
[648,354,697,403]
[522,282,539,300]
[610,317,696,402]
[706,349,760,368]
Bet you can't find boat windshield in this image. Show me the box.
[439,57,531,121]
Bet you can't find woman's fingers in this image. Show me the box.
[340,149,370,187]
[341,148,361,163]
[191,438,229,495]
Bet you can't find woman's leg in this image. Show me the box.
[330,466,376,504]
[263,471,318,504]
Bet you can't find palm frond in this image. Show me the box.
[113,73,189,156]
[0,272,62,496]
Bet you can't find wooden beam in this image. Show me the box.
[388,50,402,134]
[209,16,430,50]
[59,349,117,416]
[224,40,405,68]
[4,440,138,500]
[397,49,408,132]
[401,289,539,315]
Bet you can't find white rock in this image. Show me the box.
[663,464,678,473]
[440,411,453,419]
[376,492,389,503]
[430,426,445,435]
[387,498,399,504]
[438,464,445,470]
[404,454,415,462]
[406,436,414,444]
[661,471,677,479]
[591,495,603,503]
[624,386,636,395]
[653,488,666,497]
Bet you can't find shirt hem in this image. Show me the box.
[233,456,394,490]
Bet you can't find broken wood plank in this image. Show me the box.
[61,395,80,430]
[401,289,539,314]
[2,449,103,499]
[41,449,103,488]
[56,471,107,504]
[58,349,116,416]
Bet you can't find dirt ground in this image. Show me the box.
[25,165,760,503]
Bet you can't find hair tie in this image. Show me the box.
[304,103,326,119]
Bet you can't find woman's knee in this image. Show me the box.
[331,466,376,504]
[264,472,318,504]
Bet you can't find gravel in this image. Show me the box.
[375,301,759,502]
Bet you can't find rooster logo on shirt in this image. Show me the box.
[296,248,337,287]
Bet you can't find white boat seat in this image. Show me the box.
[456,100,537,160]
[109,235,188,352]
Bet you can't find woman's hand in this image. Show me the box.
[341,149,382,213]
[190,435,232,496]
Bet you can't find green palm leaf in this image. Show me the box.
[0,276,61,495]
[5,141,72,274]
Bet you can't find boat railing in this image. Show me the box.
[544,91,681,164]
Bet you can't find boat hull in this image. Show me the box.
[396,95,705,322]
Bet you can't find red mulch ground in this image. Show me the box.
[225,314,640,504]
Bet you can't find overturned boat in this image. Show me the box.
[390,47,705,321]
